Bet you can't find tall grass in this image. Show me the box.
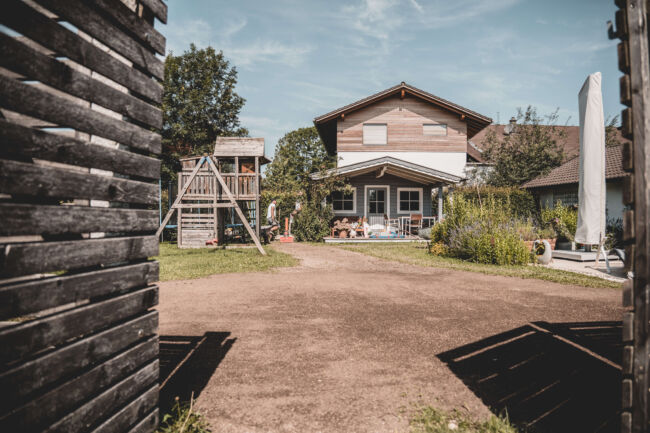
[431,195,529,265]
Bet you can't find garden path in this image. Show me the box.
[158,242,622,433]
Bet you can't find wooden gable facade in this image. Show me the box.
[314,82,492,156]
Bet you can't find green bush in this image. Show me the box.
[540,202,577,242]
[260,190,299,224]
[432,195,530,265]
[292,202,332,242]
[452,186,538,220]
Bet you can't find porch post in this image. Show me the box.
[437,185,444,222]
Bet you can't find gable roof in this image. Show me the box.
[313,82,492,153]
[311,156,462,185]
[522,145,627,189]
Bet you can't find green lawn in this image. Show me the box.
[155,243,298,281]
[409,407,518,433]
[335,243,622,289]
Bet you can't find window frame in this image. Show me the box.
[397,187,423,214]
[423,123,448,136]
[331,187,357,214]
[362,123,388,145]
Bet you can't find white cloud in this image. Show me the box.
[164,16,311,68]
[226,41,313,68]
[408,0,423,13]
[164,19,213,54]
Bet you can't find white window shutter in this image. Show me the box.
[363,124,387,145]
[423,124,447,136]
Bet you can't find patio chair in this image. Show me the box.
[409,213,423,235]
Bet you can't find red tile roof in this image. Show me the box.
[469,124,629,164]
[522,145,627,189]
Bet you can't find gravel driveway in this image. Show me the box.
[158,243,623,433]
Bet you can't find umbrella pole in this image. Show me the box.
[594,235,611,274]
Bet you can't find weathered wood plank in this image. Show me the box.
[0,261,158,320]
[0,34,162,129]
[42,360,159,433]
[89,0,165,55]
[138,0,167,24]
[0,159,158,205]
[125,409,158,433]
[0,120,160,180]
[0,204,158,237]
[0,235,158,278]
[0,312,157,404]
[0,75,161,154]
[32,0,163,79]
[0,337,157,429]
[90,385,158,433]
[623,175,635,205]
[0,286,158,364]
[1,0,162,103]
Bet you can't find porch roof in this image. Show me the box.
[311,156,463,185]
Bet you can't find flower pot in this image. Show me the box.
[556,240,572,251]
[543,238,556,250]
[338,230,348,238]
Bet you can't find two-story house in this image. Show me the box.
[312,82,492,225]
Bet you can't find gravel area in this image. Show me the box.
[158,243,622,433]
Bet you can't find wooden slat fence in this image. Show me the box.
[611,0,650,431]
[0,1,165,432]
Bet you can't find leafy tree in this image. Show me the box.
[264,127,334,195]
[605,115,623,147]
[162,44,247,182]
[262,127,344,241]
[482,107,566,186]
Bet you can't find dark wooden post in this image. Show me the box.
[212,164,218,239]
[255,156,260,237]
[177,175,183,247]
[612,0,650,431]
[235,156,239,199]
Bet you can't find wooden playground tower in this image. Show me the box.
[157,137,269,254]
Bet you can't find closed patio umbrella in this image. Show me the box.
[575,72,608,270]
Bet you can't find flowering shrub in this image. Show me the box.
[428,241,448,256]
[540,202,577,242]
[431,195,530,265]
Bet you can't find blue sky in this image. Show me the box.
[162,0,622,158]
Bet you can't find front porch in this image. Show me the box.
[313,156,458,242]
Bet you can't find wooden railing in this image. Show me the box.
[179,172,258,199]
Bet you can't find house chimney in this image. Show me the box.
[504,117,517,135]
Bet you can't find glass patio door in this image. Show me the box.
[367,187,387,226]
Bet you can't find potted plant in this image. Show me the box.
[536,226,557,250]
[551,217,573,250]
[332,218,351,238]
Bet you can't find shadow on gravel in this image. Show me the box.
[159,332,236,412]
[437,321,622,433]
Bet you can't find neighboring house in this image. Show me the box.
[312,82,492,224]
[522,144,628,222]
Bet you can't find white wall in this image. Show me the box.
[337,151,467,178]
[606,181,625,222]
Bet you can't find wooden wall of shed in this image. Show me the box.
[0,0,165,431]
[336,95,468,153]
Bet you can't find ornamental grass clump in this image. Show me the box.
[431,195,530,266]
